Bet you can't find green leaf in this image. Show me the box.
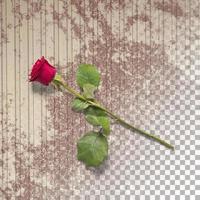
[77,132,108,167]
[76,64,100,88]
[82,83,97,99]
[72,98,90,112]
[84,107,110,135]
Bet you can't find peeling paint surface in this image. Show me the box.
[0,0,199,199]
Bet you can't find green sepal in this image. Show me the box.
[52,73,63,90]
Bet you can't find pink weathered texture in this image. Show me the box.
[0,0,199,199]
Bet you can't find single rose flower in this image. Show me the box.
[29,56,57,85]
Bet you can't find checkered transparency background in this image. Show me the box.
[77,39,200,200]
[0,0,200,199]
[77,6,200,200]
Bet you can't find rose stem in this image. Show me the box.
[57,79,174,150]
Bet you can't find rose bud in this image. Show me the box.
[29,56,57,85]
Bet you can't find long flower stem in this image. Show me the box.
[58,79,174,150]
[101,110,174,150]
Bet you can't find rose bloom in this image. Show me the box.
[29,56,57,85]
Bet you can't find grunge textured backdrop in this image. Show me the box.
[0,0,199,199]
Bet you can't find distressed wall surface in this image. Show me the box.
[0,0,199,199]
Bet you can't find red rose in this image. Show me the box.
[29,56,57,85]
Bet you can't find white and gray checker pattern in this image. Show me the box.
[76,18,200,200]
